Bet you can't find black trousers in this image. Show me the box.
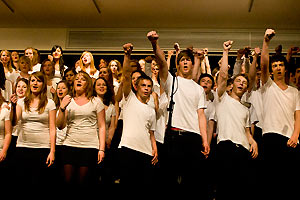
[216,140,253,200]
[119,147,154,185]
[262,133,300,198]
[163,129,208,194]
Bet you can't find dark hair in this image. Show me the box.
[51,45,65,77]
[0,62,6,90]
[135,74,153,89]
[199,73,215,88]
[93,77,115,106]
[131,70,146,93]
[53,80,70,108]
[177,49,194,65]
[269,54,287,71]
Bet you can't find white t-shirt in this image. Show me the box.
[204,99,216,124]
[17,98,56,148]
[261,78,300,138]
[63,98,104,149]
[76,66,99,79]
[154,92,169,144]
[119,91,156,156]
[1,80,13,101]
[215,91,251,150]
[0,103,10,150]
[164,72,206,134]
[243,89,263,129]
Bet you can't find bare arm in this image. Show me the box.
[198,108,209,157]
[149,130,158,165]
[287,110,300,148]
[217,40,233,97]
[261,29,275,85]
[192,49,205,83]
[56,95,71,130]
[245,127,258,159]
[147,31,169,83]
[122,43,133,98]
[46,109,56,167]
[97,109,106,164]
[0,119,12,162]
[248,47,261,92]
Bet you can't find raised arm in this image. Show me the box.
[248,47,261,92]
[122,43,133,98]
[147,31,169,83]
[192,49,205,83]
[56,95,71,130]
[217,40,233,97]
[261,29,275,85]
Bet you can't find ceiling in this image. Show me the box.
[0,0,300,29]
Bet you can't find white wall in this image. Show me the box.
[1,28,300,52]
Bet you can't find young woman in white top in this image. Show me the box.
[109,59,122,88]
[57,71,106,185]
[49,45,68,79]
[0,92,12,167]
[14,72,56,185]
[76,51,99,80]
[9,78,28,161]
[25,47,41,73]
[118,43,158,185]
[1,50,19,85]
[94,77,117,184]
[216,40,258,199]
[17,56,31,80]
[40,59,61,99]
[0,62,13,102]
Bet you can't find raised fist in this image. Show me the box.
[252,47,261,56]
[123,43,133,55]
[147,31,159,43]
[264,29,275,42]
[174,43,180,52]
[223,40,233,51]
[194,49,205,60]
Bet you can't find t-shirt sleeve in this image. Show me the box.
[296,91,300,111]
[149,110,156,131]
[245,109,251,128]
[47,99,56,111]
[197,86,206,109]
[163,72,173,96]
[94,98,105,113]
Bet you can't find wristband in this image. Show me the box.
[60,107,66,112]
[99,149,105,153]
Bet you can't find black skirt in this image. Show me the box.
[61,145,98,167]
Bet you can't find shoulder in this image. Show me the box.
[47,99,56,110]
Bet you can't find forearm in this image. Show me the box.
[151,42,168,82]
[49,128,56,153]
[99,126,106,151]
[232,58,243,77]
[248,56,258,91]
[56,109,66,129]
[205,56,211,75]
[292,110,300,138]
[261,40,270,84]
[217,50,229,97]
[198,111,208,144]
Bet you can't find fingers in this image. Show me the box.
[98,151,105,164]
[123,43,133,55]
[264,29,275,42]
[287,139,297,148]
[223,40,233,50]
[147,31,159,42]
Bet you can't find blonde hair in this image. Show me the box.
[24,47,40,66]
[108,59,123,83]
[0,50,13,73]
[79,51,97,76]
[24,72,48,114]
[18,56,32,71]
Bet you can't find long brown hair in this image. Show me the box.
[73,71,94,100]
[24,72,48,114]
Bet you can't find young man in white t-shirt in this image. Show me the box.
[216,40,258,199]
[118,43,158,185]
[260,29,300,194]
[147,31,209,190]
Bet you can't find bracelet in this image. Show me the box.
[60,107,66,112]
[99,149,105,153]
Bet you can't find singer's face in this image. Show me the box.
[178,56,193,77]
